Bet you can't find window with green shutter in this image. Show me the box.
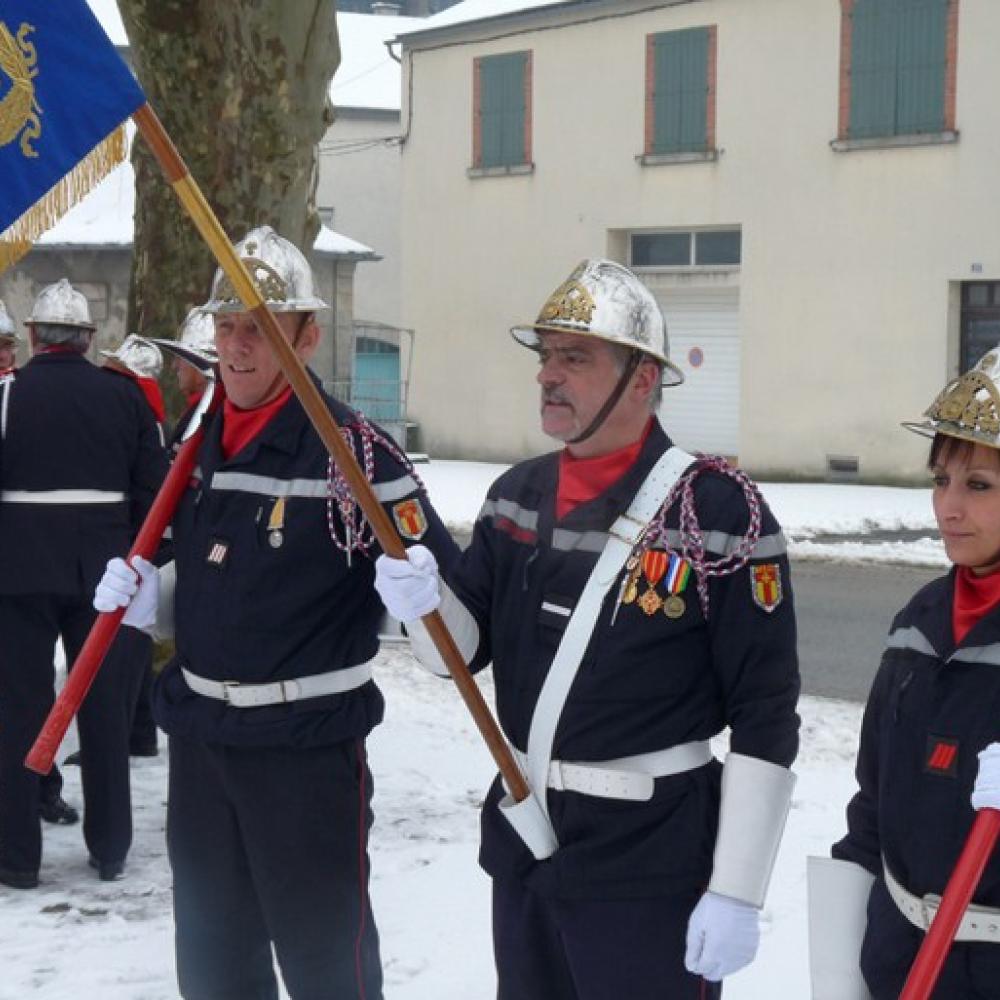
[476,52,529,169]
[849,0,949,138]
[650,28,711,155]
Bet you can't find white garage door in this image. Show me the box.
[644,283,740,458]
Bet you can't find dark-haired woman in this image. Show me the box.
[810,345,1000,1000]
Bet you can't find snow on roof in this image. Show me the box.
[331,12,424,111]
[402,0,576,33]
[37,159,374,258]
[85,0,127,46]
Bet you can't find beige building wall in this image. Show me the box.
[399,0,1000,480]
[317,110,402,328]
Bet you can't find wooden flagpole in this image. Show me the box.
[125,103,529,802]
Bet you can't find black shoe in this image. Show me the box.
[39,795,79,825]
[88,856,125,882]
[62,751,81,767]
[0,865,39,889]
[128,741,159,758]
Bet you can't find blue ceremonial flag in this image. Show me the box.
[0,0,145,271]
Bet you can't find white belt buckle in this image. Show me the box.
[221,680,241,704]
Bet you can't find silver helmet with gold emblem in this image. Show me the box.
[100,334,163,379]
[201,225,328,315]
[148,308,218,372]
[904,344,1000,448]
[511,259,684,386]
[25,279,96,331]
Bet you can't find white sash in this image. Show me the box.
[524,445,696,838]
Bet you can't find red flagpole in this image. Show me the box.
[24,389,219,775]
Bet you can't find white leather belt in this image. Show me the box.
[884,861,1000,943]
[182,661,374,708]
[1,489,127,504]
[515,741,712,802]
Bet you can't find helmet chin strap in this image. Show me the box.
[566,349,643,445]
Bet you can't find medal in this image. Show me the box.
[663,594,685,619]
[638,549,668,616]
[662,553,692,620]
[267,497,286,550]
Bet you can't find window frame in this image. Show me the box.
[470,50,533,177]
[834,0,959,151]
[641,25,718,166]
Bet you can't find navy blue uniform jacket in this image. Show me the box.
[154,381,458,749]
[833,571,1000,996]
[453,420,800,899]
[0,352,167,596]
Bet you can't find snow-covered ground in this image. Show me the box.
[0,464,942,998]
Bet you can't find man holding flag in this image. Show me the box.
[94,227,460,999]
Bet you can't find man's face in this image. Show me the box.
[173,355,205,397]
[214,311,318,409]
[0,339,14,371]
[535,331,624,443]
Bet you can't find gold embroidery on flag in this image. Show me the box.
[0,22,40,157]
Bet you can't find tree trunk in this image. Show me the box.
[117,0,339,360]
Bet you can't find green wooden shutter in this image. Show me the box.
[850,0,947,138]
[480,52,527,168]
[896,0,947,134]
[652,28,708,154]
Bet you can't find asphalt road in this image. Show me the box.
[792,558,940,703]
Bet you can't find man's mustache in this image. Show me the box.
[542,389,571,406]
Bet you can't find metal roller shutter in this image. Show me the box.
[643,282,741,458]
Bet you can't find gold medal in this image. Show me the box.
[622,578,639,605]
[663,594,685,619]
[638,588,664,616]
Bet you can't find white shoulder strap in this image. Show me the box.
[1,374,13,442]
[524,445,696,837]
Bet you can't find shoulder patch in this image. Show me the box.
[392,498,428,540]
[751,562,782,612]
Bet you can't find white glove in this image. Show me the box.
[684,891,760,982]
[93,556,160,631]
[971,743,1000,811]
[374,545,440,622]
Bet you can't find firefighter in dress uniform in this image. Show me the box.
[94,228,460,1000]
[148,306,218,452]
[0,280,167,889]
[375,259,800,998]
[813,344,1000,1000]
[0,299,79,827]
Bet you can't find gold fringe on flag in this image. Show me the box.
[0,123,129,275]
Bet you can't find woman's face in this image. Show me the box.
[932,440,1000,575]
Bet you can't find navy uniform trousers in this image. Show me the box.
[0,596,141,873]
[168,735,382,1000]
[493,880,722,1000]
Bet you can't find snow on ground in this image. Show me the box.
[0,651,862,1000]
[0,467,941,997]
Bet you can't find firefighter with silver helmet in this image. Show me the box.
[814,345,1000,1000]
[0,279,168,889]
[148,307,217,451]
[374,259,800,998]
[93,227,459,999]
[0,295,80,827]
